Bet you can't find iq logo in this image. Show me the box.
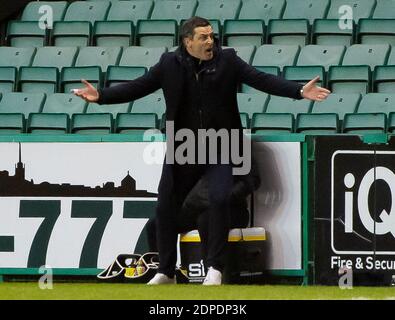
[331,150,395,255]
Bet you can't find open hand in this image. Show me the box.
[302,76,331,102]
[72,79,99,103]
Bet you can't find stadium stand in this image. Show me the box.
[0,67,17,93]
[296,113,339,134]
[251,113,294,134]
[343,113,387,134]
[27,112,69,134]
[60,66,102,93]
[18,66,59,94]
[0,113,25,134]
[71,112,113,134]
[105,66,146,87]
[115,113,158,134]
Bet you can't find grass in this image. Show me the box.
[0,283,395,300]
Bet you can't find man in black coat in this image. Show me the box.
[74,16,330,285]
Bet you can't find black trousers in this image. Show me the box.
[155,163,233,277]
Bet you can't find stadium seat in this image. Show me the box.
[0,92,45,117]
[357,19,395,46]
[93,21,133,47]
[6,21,47,47]
[150,0,197,24]
[106,0,153,25]
[74,47,122,71]
[52,21,91,46]
[71,113,113,134]
[21,1,69,22]
[119,47,167,68]
[296,45,346,71]
[238,0,285,25]
[136,20,178,48]
[388,112,395,133]
[63,1,110,24]
[373,0,395,18]
[228,46,256,64]
[251,113,294,134]
[115,113,158,134]
[237,93,269,118]
[283,66,325,86]
[41,93,87,115]
[312,19,354,47]
[265,95,312,116]
[282,0,330,24]
[32,47,78,70]
[342,45,390,70]
[357,93,395,115]
[252,45,300,71]
[311,93,361,121]
[223,20,265,47]
[18,67,59,94]
[0,113,25,134]
[86,102,131,117]
[60,66,102,93]
[388,49,395,66]
[373,66,395,93]
[195,0,241,25]
[328,65,371,94]
[27,113,69,134]
[0,47,36,68]
[267,19,309,47]
[296,113,339,134]
[131,94,166,118]
[343,113,387,134]
[0,67,17,93]
[239,112,249,129]
[241,66,280,93]
[105,66,147,87]
[326,0,376,23]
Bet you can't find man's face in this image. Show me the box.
[185,25,214,61]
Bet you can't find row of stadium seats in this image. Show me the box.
[2,64,395,95]
[1,44,395,71]
[5,18,395,48]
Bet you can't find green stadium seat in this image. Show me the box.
[151,0,197,24]
[115,113,158,134]
[239,112,249,129]
[296,45,346,72]
[388,112,395,134]
[312,19,354,46]
[136,20,178,48]
[342,44,391,70]
[357,19,395,46]
[373,66,395,93]
[32,47,78,70]
[6,21,47,47]
[195,0,241,25]
[0,47,36,68]
[241,66,280,93]
[296,113,339,134]
[86,102,131,117]
[282,0,330,24]
[223,20,265,47]
[267,19,309,47]
[27,113,69,134]
[0,67,17,93]
[106,0,153,24]
[71,113,113,134]
[388,49,395,65]
[283,66,325,86]
[311,93,361,121]
[238,0,285,25]
[64,1,110,24]
[328,65,371,94]
[226,46,256,64]
[18,67,59,94]
[252,45,300,71]
[52,21,91,47]
[119,47,167,68]
[93,21,133,47]
[251,113,294,134]
[0,113,25,135]
[21,1,68,22]
[75,47,122,71]
[60,66,102,93]
[343,113,387,134]
[0,92,45,117]
[265,95,312,116]
[105,66,147,87]
[373,0,395,18]
[237,93,269,118]
[131,94,166,118]
[42,93,87,115]
[326,0,376,22]
[357,93,395,115]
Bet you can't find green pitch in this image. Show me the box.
[0,283,394,300]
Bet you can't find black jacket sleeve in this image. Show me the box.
[233,50,303,100]
[96,55,163,105]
